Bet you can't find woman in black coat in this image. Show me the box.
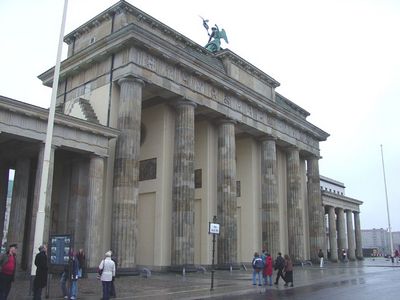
[33,245,48,300]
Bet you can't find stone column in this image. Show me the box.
[328,206,338,262]
[68,160,89,251]
[28,144,55,269]
[217,120,237,268]
[286,147,304,262]
[86,155,105,268]
[260,137,279,257]
[0,164,9,244]
[307,157,326,263]
[336,208,346,258]
[354,211,363,259]
[112,76,144,269]
[7,158,30,269]
[346,209,356,261]
[171,100,196,269]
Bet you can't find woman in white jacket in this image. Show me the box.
[98,251,116,300]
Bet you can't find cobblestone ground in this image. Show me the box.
[6,258,400,300]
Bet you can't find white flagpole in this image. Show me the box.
[31,0,69,276]
[380,144,393,257]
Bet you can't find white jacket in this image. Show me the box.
[99,257,115,282]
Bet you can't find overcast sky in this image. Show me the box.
[1,0,399,231]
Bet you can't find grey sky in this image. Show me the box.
[1,0,399,230]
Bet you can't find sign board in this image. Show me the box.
[49,234,72,265]
[209,222,220,234]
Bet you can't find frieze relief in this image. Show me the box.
[129,46,318,149]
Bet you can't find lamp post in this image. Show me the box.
[30,0,69,278]
[380,144,394,258]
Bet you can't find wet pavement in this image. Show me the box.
[6,257,400,299]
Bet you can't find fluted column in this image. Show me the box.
[286,147,304,262]
[217,120,237,268]
[86,155,105,268]
[171,100,196,268]
[28,144,55,269]
[307,157,326,263]
[112,76,144,269]
[260,137,279,257]
[346,209,356,260]
[7,158,30,269]
[0,164,9,244]
[354,211,363,259]
[328,206,338,262]
[336,208,346,258]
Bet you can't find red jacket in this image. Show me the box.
[263,255,273,276]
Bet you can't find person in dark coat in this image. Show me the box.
[273,252,285,285]
[33,244,48,300]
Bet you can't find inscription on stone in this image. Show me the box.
[195,169,202,188]
[139,158,157,181]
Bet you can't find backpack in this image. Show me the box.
[253,257,264,270]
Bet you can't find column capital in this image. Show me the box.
[175,98,197,109]
[259,135,277,142]
[217,118,236,126]
[117,76,145,87]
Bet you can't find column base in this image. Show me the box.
[215,263,241,270]
[168,264,198,273]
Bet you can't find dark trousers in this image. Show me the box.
[0,273,13,300]
[102,281,112,300]
[32,286,43,300]
[274,269,285,283]
[110,279,116,297]
[284,270,293,284]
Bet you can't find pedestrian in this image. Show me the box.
[69,252,80,300]
[283,254,293,287]
[33,244,48,300]
[273,252,285,285]
[60,265,69,299]
[394,249,399,263]
[110,253,118,298]
[0,243,17,300]
[251,252,264,286]
[342,249,347,262]
[318,249,324,268]
[262,252,273,286]
[76,249,85,278]
[99,251,116,300]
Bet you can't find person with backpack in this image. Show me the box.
[274,252,285,285]
[251,252,264,286]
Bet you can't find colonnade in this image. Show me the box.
[325,205,363,261]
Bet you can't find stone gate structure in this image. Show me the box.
[0,0,363,273]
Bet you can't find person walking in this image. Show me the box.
[76,249,85,279]
[60,265,69,299]
[262,252,273,286]
[33,245,48,300]
[99,251,116,300]
[69,252,80,300]
[318,249,324,268]
[0,243,17,300]
[251,252,264,286]
[283,254,293,287]
[273,252,285,285]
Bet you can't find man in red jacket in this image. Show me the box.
[0,243,17,300]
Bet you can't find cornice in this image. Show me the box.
[0,95,119,139]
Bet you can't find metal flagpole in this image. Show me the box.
[30,0,69,277]
[380,144,394,257]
